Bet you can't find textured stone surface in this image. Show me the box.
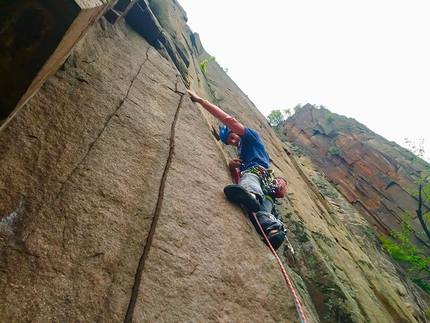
[280,105,429,247]
[0,19,299,323]
[1,1,429,322]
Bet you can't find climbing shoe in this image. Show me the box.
[223,184,261,212]
[266,228,286,251]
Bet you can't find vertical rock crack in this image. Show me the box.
[124,93,183,323]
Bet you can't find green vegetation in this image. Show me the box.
[380,217,430,293]
[200,59,208,73]
[293,103,302,112]
[325,113,334,123]
[329,146,339,156]
[381,139,430,293]
[267,110,284,127]
[267,104,330,126]
[266,104,301,126]
[200,56,217,73]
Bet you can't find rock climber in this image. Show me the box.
[187,90,286,250]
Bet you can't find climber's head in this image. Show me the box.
[219,125,231,144]
[219,125,240,146]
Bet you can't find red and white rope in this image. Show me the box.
[251,212,308,323]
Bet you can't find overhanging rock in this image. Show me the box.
[0,0,114,129]
[104,0,190,85]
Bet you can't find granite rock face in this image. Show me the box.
[1,1,429,322]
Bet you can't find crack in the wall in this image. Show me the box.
[54,57,149,254]
[146,48,185,91]
[123,92,183,323]
[55,57,149,201]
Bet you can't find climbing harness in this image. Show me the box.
[241,166,287,202]
[251,212,308,323]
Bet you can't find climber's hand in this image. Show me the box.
[187,90,204,104]
[229,158,242,170]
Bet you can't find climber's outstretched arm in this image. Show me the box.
[187,90,246,136]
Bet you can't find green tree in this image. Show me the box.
[267,109,284,127]
[381,139,430,292]
[267,104,302,126]
[406,138,430,242]
[293,103,302,112]
[380,214,430,293]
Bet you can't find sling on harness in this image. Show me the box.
[241,166,287,204]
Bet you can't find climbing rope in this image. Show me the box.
[251,212,308,323]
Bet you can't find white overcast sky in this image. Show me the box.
[178,0,430,160]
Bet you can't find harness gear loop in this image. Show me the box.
[241,166,286,200]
